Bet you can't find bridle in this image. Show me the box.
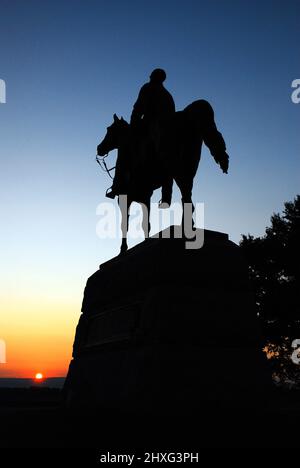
[95,152,115,180]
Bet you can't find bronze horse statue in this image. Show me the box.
[97,99,229,253]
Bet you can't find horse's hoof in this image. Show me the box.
[159,197,171,209]
[119,245,128,254]
[159,201,170,209]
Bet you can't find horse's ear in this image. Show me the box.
[113,113,119,122]
[120,116,125,122]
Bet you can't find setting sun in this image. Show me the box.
[35,373,44,380]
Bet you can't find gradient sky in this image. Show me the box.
[0,0,299,377]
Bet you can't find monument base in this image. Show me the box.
[64,227,270,410]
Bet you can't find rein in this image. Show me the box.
[95,152,115,180]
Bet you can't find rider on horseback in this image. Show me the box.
[98,90,230,253]
[106,69,175,204]
[130,68,175,128]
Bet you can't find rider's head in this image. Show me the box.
[150,68,166,84]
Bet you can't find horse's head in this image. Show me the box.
[97,114,129,156]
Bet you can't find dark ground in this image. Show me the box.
[0,387,300,449]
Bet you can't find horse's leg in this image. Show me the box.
[141,196,151,239]
[176,176,195,233]
[159,174,173,208]
[118,194,130,253]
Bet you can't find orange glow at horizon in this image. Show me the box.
[0,294,79,378]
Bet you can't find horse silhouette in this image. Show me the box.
[97,99,229,253]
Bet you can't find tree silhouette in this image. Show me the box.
[240,196,300,387]
[240,195,300,334]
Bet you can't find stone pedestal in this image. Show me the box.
[64,227,269,410]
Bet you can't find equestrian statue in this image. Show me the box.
[97,68,229,253]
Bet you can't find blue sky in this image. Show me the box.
[0,0,299,306]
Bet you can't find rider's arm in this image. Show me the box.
[130,84,148,125]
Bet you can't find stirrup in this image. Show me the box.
[106,188,116,199]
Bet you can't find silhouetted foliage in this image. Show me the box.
[240,196,300,387]
[240,195,300,330]
[262,336,300,389]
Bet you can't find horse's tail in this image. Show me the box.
[184,99,229,174]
